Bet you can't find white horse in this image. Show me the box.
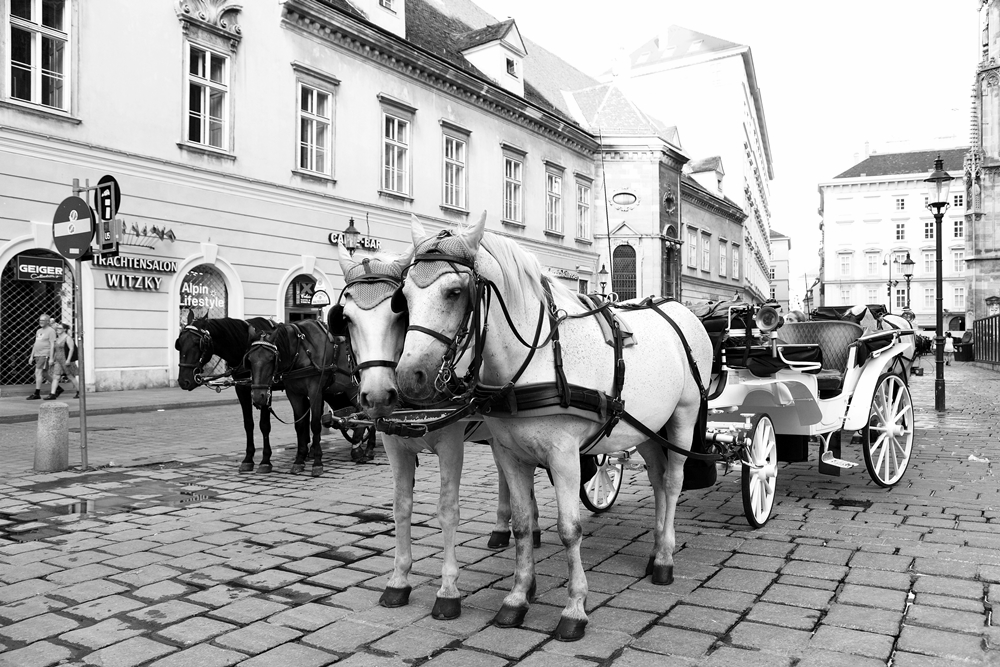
[331,247,538,621]
[392,213,713,641]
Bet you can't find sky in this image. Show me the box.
[473,0,983,301]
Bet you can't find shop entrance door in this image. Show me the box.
[0,250,76,386]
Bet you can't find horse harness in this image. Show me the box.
[248,321,348,393]
[177,325,214,371]
[380,230,718,462]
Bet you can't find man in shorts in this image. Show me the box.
[26,314,56,400]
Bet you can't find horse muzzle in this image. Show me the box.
[250,386,272,410]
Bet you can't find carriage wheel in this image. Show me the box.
[862,373,913,487]
[741,414,777,528]
[579,453,624,513]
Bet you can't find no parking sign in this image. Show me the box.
[52,196,95,260]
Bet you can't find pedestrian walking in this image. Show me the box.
[47,322,80,399]
[945,331,955,366]
[26,314,56,400]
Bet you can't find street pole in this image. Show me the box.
[934,209,945,411]
[74,257,88,469]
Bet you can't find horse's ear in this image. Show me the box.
[461,210,487,250]
[393,245,414,272]
[410,214,428,246]
[186,310,194,326]
[248,324,257,342]
[337,245,357,276]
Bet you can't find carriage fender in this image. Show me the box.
[842,351,902,431]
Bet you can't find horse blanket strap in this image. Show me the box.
[541,278,571,409]
[576,295,636,348]
[641,298,708,401]
[375,400,478,438]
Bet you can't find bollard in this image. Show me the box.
[35,401,69,472]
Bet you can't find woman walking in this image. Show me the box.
[45,323,80,399]
[944,331,955,367]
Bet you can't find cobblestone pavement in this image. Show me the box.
[1,362,999,666]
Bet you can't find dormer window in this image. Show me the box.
[506,57,517,78]
[379,0,394,10]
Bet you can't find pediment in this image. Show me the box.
[611,221,641,236]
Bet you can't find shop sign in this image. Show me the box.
[16,254,65,282]
[548,267,579,280]
[328,232,381,251]
[181,278,226,309]
[96,254,177,292]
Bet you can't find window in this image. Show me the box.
[924,195,930,208]
[506,58,517,78]
[732,245,740,279]
[578,279,588,294]
[379,0,394,8]
[867,288,878,303]
[6,0,68,110]
[954,193,965,209]
[687,228,698,267]
[442,134,467,209]
[895,287,906,310]
[840,286,851,303]
[503,156,523,223]
[545,172,563,233]
[924,221,934,240]
[187,45,229,149]
[719,244,727,277]
[770,286,776,300]
[896,223,905,241]
[923,251,934,274]
[839,253,852,277]
[953,250,965,273]
[576,182,591,239]
[612,245,637,301]
[383,113,410,195]
[954,286,966,310]
[867,253,879,276]
[701,233,711,271]
[895,197,905,211]
[924,287,934,310]
[769,266,775,281]
[955,219,964,238]
[298,84,332,175]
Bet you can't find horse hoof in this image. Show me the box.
[651,563,674,586]
[238,462,254,473]
[487,530,511,549]
[290,464,305,474]
[432,596,461,620]
[532,529,541,549]
[311,466,324,478]
[379,585,412,608]
[257,464,272,474]
[493,603,528,628]
[351,447,365,462]
[554,616,588,642]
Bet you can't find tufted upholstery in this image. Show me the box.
[778,321,864,372]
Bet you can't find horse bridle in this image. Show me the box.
[177,325,214,381]
[336,267,406,375]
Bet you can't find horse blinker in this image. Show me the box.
[391,286,407,314]
[328,304,347,335]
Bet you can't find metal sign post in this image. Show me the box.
[73,254,88,470]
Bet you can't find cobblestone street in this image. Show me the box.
[1,361,999,666]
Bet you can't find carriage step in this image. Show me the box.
[819,451,857,476]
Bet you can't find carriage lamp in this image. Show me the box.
[598,264,609,296]
[901,252,915,311]
[343,218,361,257]
[925,155,953,412]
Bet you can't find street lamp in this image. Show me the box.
[342,217,361,257]
[901,252,915,310]
[598,264,609,296]
[925,155,953,411]
[883,253,899,314]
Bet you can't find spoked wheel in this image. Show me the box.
[741,414,777,528]
[862,372,913,487]
[580,453,625,513]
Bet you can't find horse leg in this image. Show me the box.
[488,446,513,549]
[638,441,672,584]
[380,438,417,608]
[309,392,325,477]
[236,385,255,473]
[431,435,464,620]
[651,406,700,584]
[490,448,537,630]
[547,445,588,642]
[529,480,541,549]
[289,392,309,474]
[258,407,273,474]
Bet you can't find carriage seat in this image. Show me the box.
[777,321,865,397]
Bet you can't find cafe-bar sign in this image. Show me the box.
[16,254,65,282]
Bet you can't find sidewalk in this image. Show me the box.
[0,384,238,425]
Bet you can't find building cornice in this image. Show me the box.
[281,0,599,158]
[681,181,746,222]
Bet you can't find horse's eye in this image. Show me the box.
[446,288,463,300]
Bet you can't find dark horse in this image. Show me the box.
[175,316,279,473]
[247,319,356,476]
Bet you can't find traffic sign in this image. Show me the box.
[52,196,95,260]
[96,175,120,221]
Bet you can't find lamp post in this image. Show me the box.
[598,264,609,296]
[901,252,915,311]
[925,156,952,412]
[883,253,899,314]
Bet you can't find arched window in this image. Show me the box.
[285,275,319,322]
[179,264,228,326]
[612,245,636,301]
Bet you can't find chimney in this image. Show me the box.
[864,141,870,158]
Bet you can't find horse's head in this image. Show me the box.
[246,325,285,409]
[333,247,412,417]
[396,212,486,404]
[175,318,213,391]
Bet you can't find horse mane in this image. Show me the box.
[480,232,578,310]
